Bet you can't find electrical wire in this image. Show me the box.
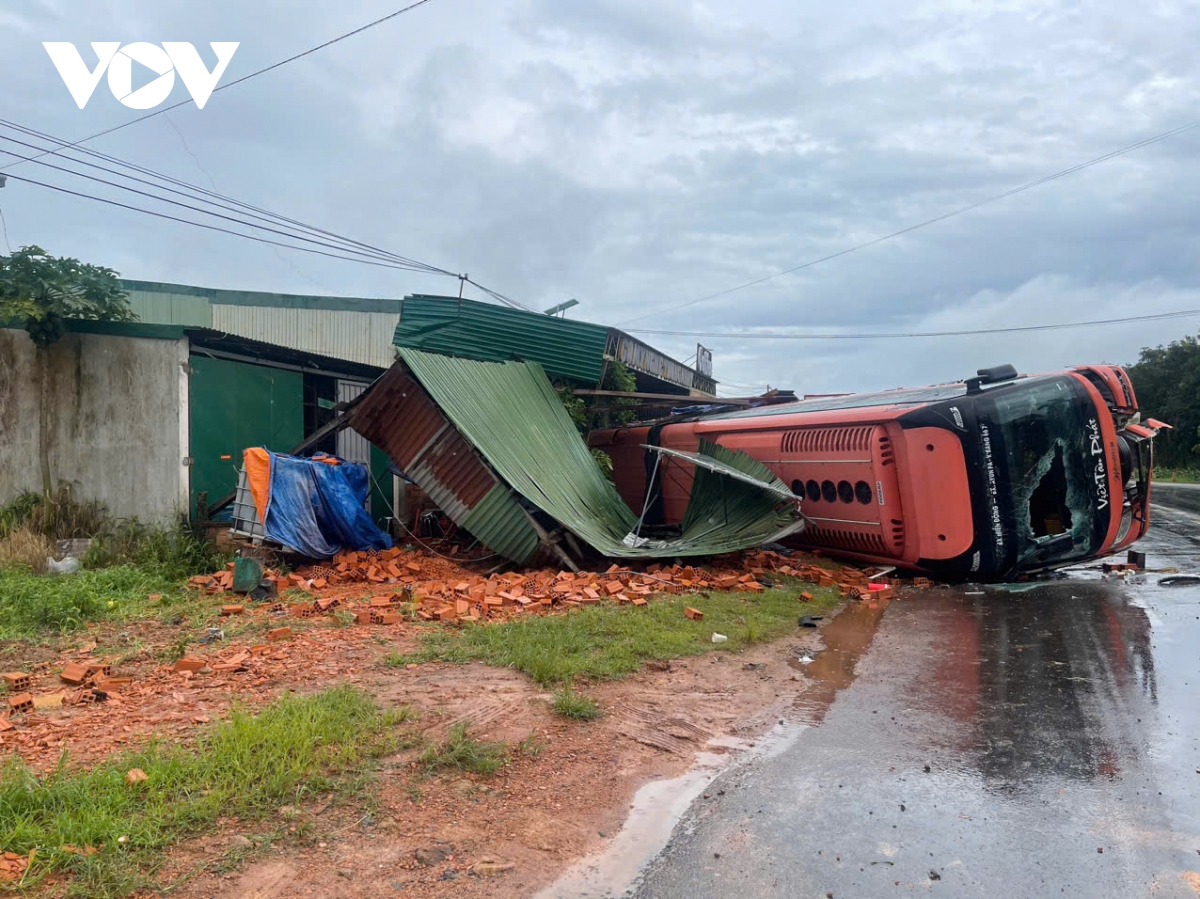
[625,308,1200,341]
[6,0,441,171]
[464,277,537,312]
[0,118,538,309]
[0,140,450,272]
[620,119,1200,326]
[0,169,465,273]
[0,205,10,254]
[0,121,452,274]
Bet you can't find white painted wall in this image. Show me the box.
[0,328,189,525]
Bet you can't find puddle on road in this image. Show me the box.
[538,597,895,899]
[789,597,892,724]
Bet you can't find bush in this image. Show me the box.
[0,485,108,541]
[83,520,230,580]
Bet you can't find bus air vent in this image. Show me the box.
[890,518,905,551]
[878,434,895,466]
[783,426,874,455]
[805,526,890,556]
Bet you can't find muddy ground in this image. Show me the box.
[159,624,835,898]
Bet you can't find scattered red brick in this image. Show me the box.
[173,657,207,673]
[267,628,293,642]
[1,672,30,691]
[59,662,90,685]
[126,768,149,784]
[684,607,704,621]
[220,605,245,616]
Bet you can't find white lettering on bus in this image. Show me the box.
[979,423,1005,555]
[1087,418,1109,511]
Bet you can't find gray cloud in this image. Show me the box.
[2,0,1200,399]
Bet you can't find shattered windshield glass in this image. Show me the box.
[979,377,1108,568]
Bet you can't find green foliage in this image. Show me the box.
[0,245,135,347]
[593,359,640,429]
[1127,334,1200,468]
[590,446,614,480]
[0,686,404,897]
[552,681,601,720]
[0,565,181,637]
[82,520,230,580]
[419,723,508,776]
[397,582,841,686]
[1153,466,1200,484]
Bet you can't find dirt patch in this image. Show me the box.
[164,630,831,899]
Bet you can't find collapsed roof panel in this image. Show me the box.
[351,349,803,564]
[348,363,542,563]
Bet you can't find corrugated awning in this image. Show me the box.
[381,348,802,561]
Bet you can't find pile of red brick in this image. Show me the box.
[181,548,898,626]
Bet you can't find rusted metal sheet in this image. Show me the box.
[348,364,539,562]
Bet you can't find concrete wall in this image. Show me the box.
[0,328,189,524]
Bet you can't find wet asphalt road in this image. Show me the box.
[635,487,1200,899]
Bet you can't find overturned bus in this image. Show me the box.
[592,364,1166,581]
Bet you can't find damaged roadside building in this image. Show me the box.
[0,282,721,546]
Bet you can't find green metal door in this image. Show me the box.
[189,355,304,519]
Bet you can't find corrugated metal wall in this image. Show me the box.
[126,287,212,327]
[211,305,400,368]
[394,295,611,384]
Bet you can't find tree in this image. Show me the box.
[1126,334,1200,469]
[0,246,136,492]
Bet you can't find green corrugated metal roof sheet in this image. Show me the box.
[394,296,610,384]
[398,348,803,559]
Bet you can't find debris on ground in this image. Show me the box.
[189,547,899,626]
[0,546,919,777]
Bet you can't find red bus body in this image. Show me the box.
[591,364,1158,580]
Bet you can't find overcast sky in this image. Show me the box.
[3,0,1200,396]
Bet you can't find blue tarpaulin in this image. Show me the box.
[261,451,393,558]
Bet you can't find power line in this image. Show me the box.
[0,138,449,272]
[0,170,467,274]
[0,119,451,274]
[620,119,1200,326]
[464,277,536,312]
[7,0,441,171]
[0,119,546,310]
[624,308,1200,341]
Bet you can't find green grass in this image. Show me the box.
[0,685,408,898]
[0,565,186,639]
[393,583,840,686]
[419,722,508,776]
[1153,466,1200,484]
[552,681,601,720]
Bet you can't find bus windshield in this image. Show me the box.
[976,377,1110,569]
